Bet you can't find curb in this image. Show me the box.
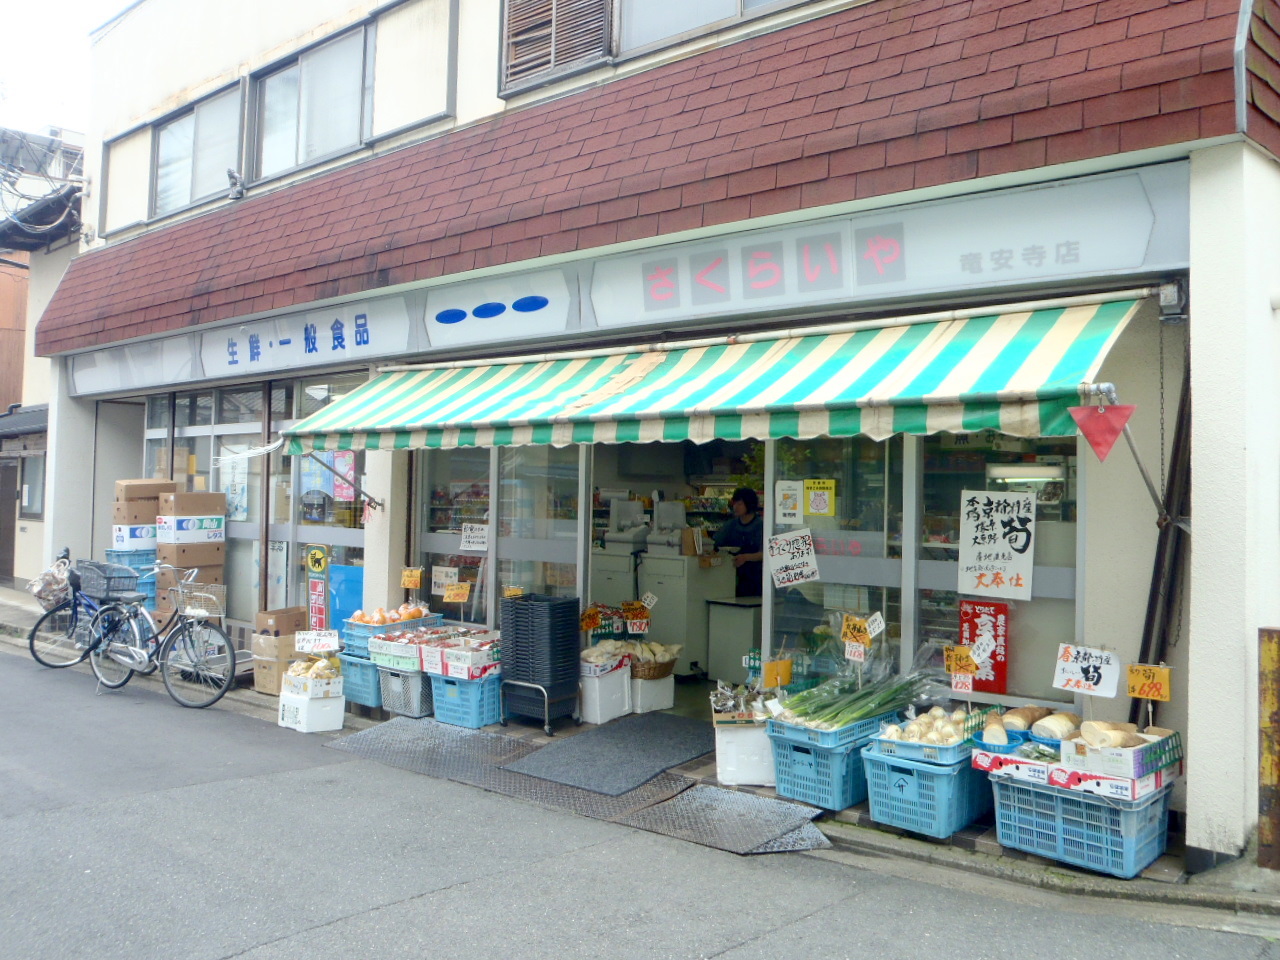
[818,820,1280,916]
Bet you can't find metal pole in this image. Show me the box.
[303,452,384,510]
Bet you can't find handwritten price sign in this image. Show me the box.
[951,673,974,693]
[844,640,867,663]
[400,567,423,590]
[295,630,340,653]
[580,608,603,632]
[443,582,472,603]
[945,646,978,675]
[1127,664,1172,702]
[841,614,870,646]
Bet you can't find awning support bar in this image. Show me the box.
[304,451,384,511]
[1088,383,1174,529]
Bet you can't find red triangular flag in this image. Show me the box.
[1069,404,1135,462]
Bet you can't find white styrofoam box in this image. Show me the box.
[278,691,345,732]
[156,515,227,544]
[111,524,157,550]
[630,675,675,714]
[581,668,632,725]
[421,646,446,675]
[444,660,501,681]
[1046,760,1182,801]
[971,750,1050,784]
[280,674,344,699]
[714,723,776,786]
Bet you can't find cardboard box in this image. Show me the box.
[158,565,224,589]
[157,542,225,568]
[278,691,345,732]
[971,750,1051,785]
[253,657,293,696]
[680,527,709,557]
[1057,731,1184,779]
[281,674,344,699]
[256,607,309,637]
[581,654,631,678]
[111,524,158,550]
[156,515,226,544]
[113,501,159,524]
[712,709,767,727]
[1045,760,1182,801]
[158,492,227,516]
[116,479,179,502]
[251,632,301,660]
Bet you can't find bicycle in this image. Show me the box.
[89,565,237,709]
[27,550,146,670]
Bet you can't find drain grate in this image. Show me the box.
[613,784,819,855]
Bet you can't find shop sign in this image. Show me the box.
[1053,644,1120,697]
[460,523,490,553]
[766,528,820,588]
[431,565,458,594]
[424,270,573,348]
[306,544,328,630]
[803,479,837,517]
[71,334,199,396]
[958,490,1034,601]
[775,480,802,524]
[199,295,413,378]
[1127,664,1172,702]
[959,599,1009,694]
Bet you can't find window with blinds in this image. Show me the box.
[502,0,611,91]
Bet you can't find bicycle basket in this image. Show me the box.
[76,561,140,600]
[173,582,226,619]
[26,559,71,611]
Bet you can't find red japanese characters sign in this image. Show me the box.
[959,599,1009,694]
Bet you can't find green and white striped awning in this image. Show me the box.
[284,298,1142,453]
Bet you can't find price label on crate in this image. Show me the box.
[945,645,979,675]
[640,591,658,609]
[400,567,423,590]
[626,618,651,635]
[841,614,871,647]
[1127,663,1172,702]
[295,630,340,653]
[844,640,867,663]
[580,608,603,632]
[443,582,472,603]
[951,672,974,693]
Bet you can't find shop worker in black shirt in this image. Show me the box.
[713,487,765,597]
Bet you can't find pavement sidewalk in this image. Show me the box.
[2,584,1277,916]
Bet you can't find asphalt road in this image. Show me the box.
[1,647,1277,960]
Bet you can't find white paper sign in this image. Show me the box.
[951,673,974,693]
[766,528,820,588]
[957,490,1035,601]
[1052,643,1120,698]
[640,592,658,609]
[971,631,997,665]
[295,630,340,653]
[460,523,490,554]
[865,611,885,639]
[844,640,867,663]
[431,565,459,594]
[775,480,802,525]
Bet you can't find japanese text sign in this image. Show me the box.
[775,480,802,524]
[958,599,1009,694]
[443,582,472,603]
[641,592,658,609]
[1127,664,1172,702]
[803,479,837,517]
[295,630,340,654]
[958,490,1035,601]
[460,523,490,554]
[766,528,820,588]
[401,568,423,590]
[431,565,458,594]
[580,608,603,632]
[841,614,871,647]
[951,673,974,694]
[945,646,979,675]
[844,641,867,663]
[1053,644,1120,698]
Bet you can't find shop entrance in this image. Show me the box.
[0,459,15,580]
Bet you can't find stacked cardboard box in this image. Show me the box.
[112,480,178,553]
[251,607,310,695]
[155,491,227,619]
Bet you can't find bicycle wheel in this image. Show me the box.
[160,620,235,708]
[29,599,91,668]
[88,605,139,689]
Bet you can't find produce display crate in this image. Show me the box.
[338,653,383,708]
[771,736,869,810]
[368,637,425,672]
[870,705,1003,763]
[342,614,444,657]
[862,743,994,839]
[105,548,157,568]
[431,674,503,729]
[766,710,899,749]
[990,775,1173,879]
[378,668,433,718]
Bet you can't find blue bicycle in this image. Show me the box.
[26,549,146,669]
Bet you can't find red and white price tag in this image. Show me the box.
[844,640,866,663]
[951,672,974,693]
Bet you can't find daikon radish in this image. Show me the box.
[1144,726,1175,740]
[1002,706,1053,730]
[1080,720,1138,747]
[982,718,1009,745]
[1031,712,1081,741]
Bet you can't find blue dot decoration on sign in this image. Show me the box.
[513,296,550,313]
[472,302,506,318]
[435,308,467,324]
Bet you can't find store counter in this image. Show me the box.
[638,554,735,675]
[706,596,762,684]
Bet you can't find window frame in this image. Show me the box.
[249,26,375,184]
[613,0,821,62]
[148,82,246,221]
[18,454,45,522]
[499,0,615,98]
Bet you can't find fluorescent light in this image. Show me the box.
[986,464,1064,481]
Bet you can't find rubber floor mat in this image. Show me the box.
[613,784,820,855]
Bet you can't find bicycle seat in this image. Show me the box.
[110,592,150,605]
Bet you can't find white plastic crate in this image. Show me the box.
[631,675,674,713]
[581,668,631,725]
[278,692,345,733]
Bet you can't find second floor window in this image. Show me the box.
[257,30,366,179]
[154,88,241,216]
[503,0,610,92]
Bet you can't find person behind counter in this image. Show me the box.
[713,487,764,597]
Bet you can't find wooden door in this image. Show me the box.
[0,460,17,580]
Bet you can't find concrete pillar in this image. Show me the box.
[43,358,98,566]
[361,449,409,610]
[1185,142,1280,867]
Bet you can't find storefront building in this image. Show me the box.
[28,0,1280,871]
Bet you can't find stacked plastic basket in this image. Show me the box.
[765,711,898,810]
[499,593,579,727]
[342,613,443,714]
[104,548,157,608]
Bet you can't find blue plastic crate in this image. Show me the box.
[771,737,868,810]
[105,548,157,568]
[991,776,1172,879]
[863,744,994,839]
[766,710,899,749]
[431,674,502,729]
[342,614,445,657]
[971,728,1028,754]
[338,653,382,708]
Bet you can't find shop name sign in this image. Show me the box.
[590,166,1186,330]
[199,296,412,376]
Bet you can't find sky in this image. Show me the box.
[0,1,134,136]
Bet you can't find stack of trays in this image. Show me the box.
[500,594,579,723]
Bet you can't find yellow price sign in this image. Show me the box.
[580,608,602,631]
[1127,663,1172,702]
[443,582,472,603]
[503,585,525,598]
[401,567,423,590]
[945,645,979,676]
[841,614,871,647]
